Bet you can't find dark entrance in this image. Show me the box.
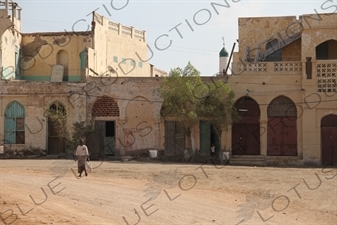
[232,97,260,155]
[165,121,185,156]
[87,96,119,156]
[199,121,220,156]
[87,121,116,156]
[47,102,66,155]
[267,96,297,156]
[321,114,337,166]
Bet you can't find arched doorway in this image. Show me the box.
[47,101,66,154]
[88,96,119,156]
[267,96,297,156]
[232,97,260,155]
[321,114,337,166]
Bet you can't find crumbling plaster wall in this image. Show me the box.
[0,80,87,153]
[83,77,163,156]
[21,32,93,81]
[238,16,298,60]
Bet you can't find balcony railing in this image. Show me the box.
[316,60,337,93]
[232,61,302,75]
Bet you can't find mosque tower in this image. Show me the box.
[219,37,229,75]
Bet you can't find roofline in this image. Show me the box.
[21,31,92,36]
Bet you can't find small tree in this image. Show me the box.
[200,80,239,160]
[160,62,207,161]
[46,104,96,156]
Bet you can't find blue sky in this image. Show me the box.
[15,0,337,75]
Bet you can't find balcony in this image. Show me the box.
[231,61,302,75]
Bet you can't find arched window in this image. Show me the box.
[56,50,69,81]
[4,101,25,144]
[316,40,337,60]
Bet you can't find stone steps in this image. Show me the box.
[229,155,266,166]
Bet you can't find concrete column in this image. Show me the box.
[12,4,16,20]
[260,120,268,156]
[260,103,268,156]
[302,61,306,79]
[18,9,21,20]
[225,124,232,152]
[117,119,126,156]
[5,0,9,14]
[154,120,161,149]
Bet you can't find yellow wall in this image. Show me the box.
[91,13,154,77]
[230,13,337,165]
[21,32,93,81]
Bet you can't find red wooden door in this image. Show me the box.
[232,97,260,155]
[232,124,260,155]
[267,117,297,156]
[321,128,337,166]
[321,115,337,166]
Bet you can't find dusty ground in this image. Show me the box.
[0,159,336,225]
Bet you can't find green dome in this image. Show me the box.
[219,47,229,57]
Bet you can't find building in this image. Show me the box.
[0,1,166,156]
[220,13,337,166]
[1,0,336,166]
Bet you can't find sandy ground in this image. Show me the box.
[0,159,336,225]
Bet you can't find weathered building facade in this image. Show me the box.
[0,0,336,166]
[219,13,337,166]
[0,1,166,156]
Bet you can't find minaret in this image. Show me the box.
[219,37,229,74]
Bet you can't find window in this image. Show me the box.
[138,62,143,68]
[130,60,135,66]
[106,121,115,137]
[316,40,337,60]
[5,101,25,144]
[113,56,118,63]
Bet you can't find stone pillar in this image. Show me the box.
[154,120,161,149]
[225,124,232,152]
[117,119,126,156]
[18,9,22,20]
[260,103,268,156]
[5,0,8,13]
[260,120,268,156]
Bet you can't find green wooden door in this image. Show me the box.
[200,121,211,155]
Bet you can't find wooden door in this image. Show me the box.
[267,117,297,156]
[321,115,337,166]
[232,124,260,155]
[165,121,185,156]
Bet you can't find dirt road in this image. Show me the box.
[0,159,336,225]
